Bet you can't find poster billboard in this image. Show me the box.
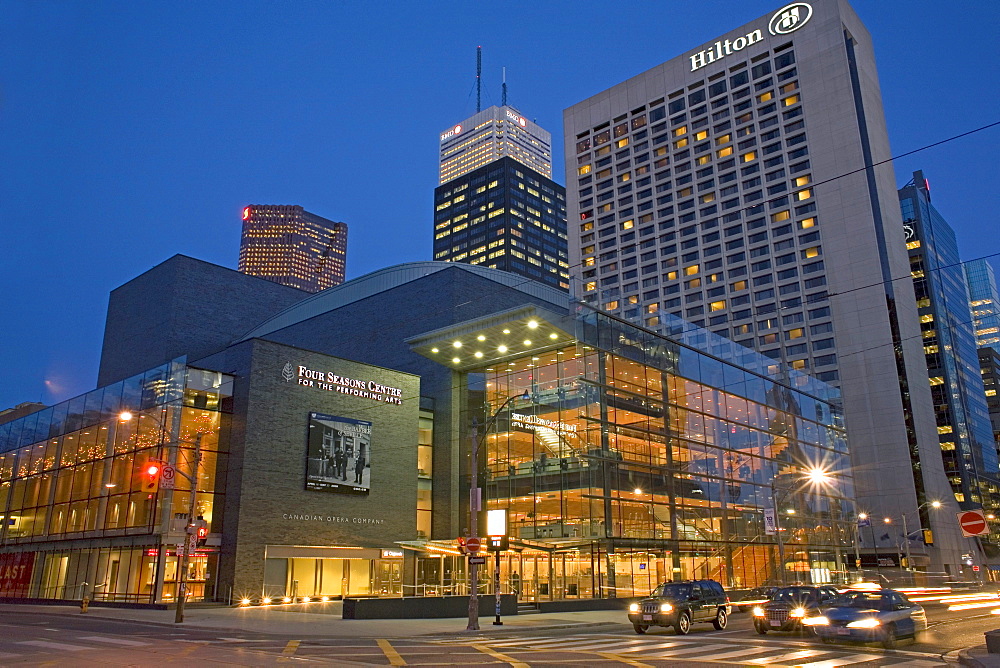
[0,552,35,597]
[306,413,372,495]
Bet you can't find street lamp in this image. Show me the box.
[467,390,528,632]
[769,468,836,585]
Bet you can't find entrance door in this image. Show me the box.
[374,561,401,596]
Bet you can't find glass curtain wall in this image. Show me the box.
[0,360,231,603]
[481,311,852,597]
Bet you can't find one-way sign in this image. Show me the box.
[468,556,486,565]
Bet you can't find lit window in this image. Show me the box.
[583,257,595,267]
[907,240,921,249]
[794,175,811,186]
[716,134,731,145]
[787,328,805,339]
[742,151,757,162]
[987,389,997,397]
[697,155,711,165]
[780,82,798,94]
[583,245,595,254]
[920,314,935,323]
[701,193,715,203]
[928,376,944,386]
[924,344,939,354]
[646,316,660,327]
[757,91,773,102]
[619,172,631,182]
[673,126,688,137]
[605,300,619,310]
[717,146,733,158]
[912,270,925,278]
[684,264,700,275]
[798,217,816,229]
[695,130,708,141]
[666,271,678,280]
[585,282,597,291]
[622,220,634,230]
[795,189,812,201]
[772,211,790,222]
[802,246,820,258]
[791,359,807,370]
[578,165,592,175]
[731,280,747,291]
[647,303,659,314]
[685,278,702,288]
[783,94,800,106]
[679,187,693,197]
[674,138,689,149]
[616,138,629,148]
[709,300,726,311]
[938,425,953,434]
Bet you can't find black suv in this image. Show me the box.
[752,585,839,634]
[628,580,731,635]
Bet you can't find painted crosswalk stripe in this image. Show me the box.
[693,645,792,661]
[523,639,633,651]
[618,641,689,653]
[743,648,827,664]
[643,643,732,657]
[480,636,560,647]
[78,636,150,646]
[19,640,91,651]
[797,654,888,668]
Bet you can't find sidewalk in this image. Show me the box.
[0,602,628,638]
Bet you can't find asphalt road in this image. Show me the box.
[0,604,993,666]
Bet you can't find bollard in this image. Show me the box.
[80,596,89,613]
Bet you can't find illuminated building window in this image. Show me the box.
[717,146,733,158]
[709,300,726,311]
[798,217,816,229]
[742,151,757,163]
[673,126,688,137]
[757,91,773,103]
[684,264,699,275]
[772,210,790,223]
[937,425,953,435]
[907,240,921,249]
[794,175,811,187]
[795,188,812,201]
[783,94,800,106]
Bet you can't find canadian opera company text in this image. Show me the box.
[282,513,386,525]
[297,366,403,404]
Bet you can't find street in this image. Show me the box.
[0,602,995,666]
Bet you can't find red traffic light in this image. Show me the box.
[145,464,160,477]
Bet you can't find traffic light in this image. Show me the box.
[456,536,467,554]
[195,516,209,546]
[143,462,161,491]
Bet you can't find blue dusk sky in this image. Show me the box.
[1,1,998,410]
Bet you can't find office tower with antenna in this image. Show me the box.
[433,48,568,290]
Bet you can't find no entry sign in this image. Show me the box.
[959,509,989,537]
[465,537,481,554]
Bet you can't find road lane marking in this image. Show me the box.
[473,643,529,668]
[78,635,150,646]
[18,640,90,651]
[797,654,887,667]
[377,638,406,666]
[595,652,653,667]
[695,646,790,660]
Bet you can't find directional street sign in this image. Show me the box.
[160,464,176,490]
[468,556,486,565]
[959,509,989,537]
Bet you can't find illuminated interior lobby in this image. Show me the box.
[410,304,855,598]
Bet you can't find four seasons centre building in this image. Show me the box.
[0,257,852,604]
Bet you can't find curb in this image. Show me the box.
[958,646,1000,667]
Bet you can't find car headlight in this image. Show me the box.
[802,616,829,626]
[846,618,881,628]
[752,606,765,617]
[629,603,640,612]
[660,603,673,613]
[789,607,806,618]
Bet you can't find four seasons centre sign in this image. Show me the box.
[282,362,403,405]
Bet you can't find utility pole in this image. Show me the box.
[174,433,203,624]
[467,421,480,631]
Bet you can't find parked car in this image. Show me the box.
[752,585,839,634]
[803,589,927,649]
[733,586,778,613]
[627,579,730,635]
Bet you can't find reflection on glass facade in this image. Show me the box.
[0,359,232,603]
[452,308,852,596]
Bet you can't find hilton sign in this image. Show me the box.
[689,3,813,71]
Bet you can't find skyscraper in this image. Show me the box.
[563,0,966,572]
[965,259,1000,352]
[238,205,347,293]
[900,172,999,526]
[435,106,568,290]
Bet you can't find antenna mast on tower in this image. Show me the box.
[476,46,482,112]
[502,67,507,106]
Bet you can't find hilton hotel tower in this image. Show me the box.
[564,0,968,571]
